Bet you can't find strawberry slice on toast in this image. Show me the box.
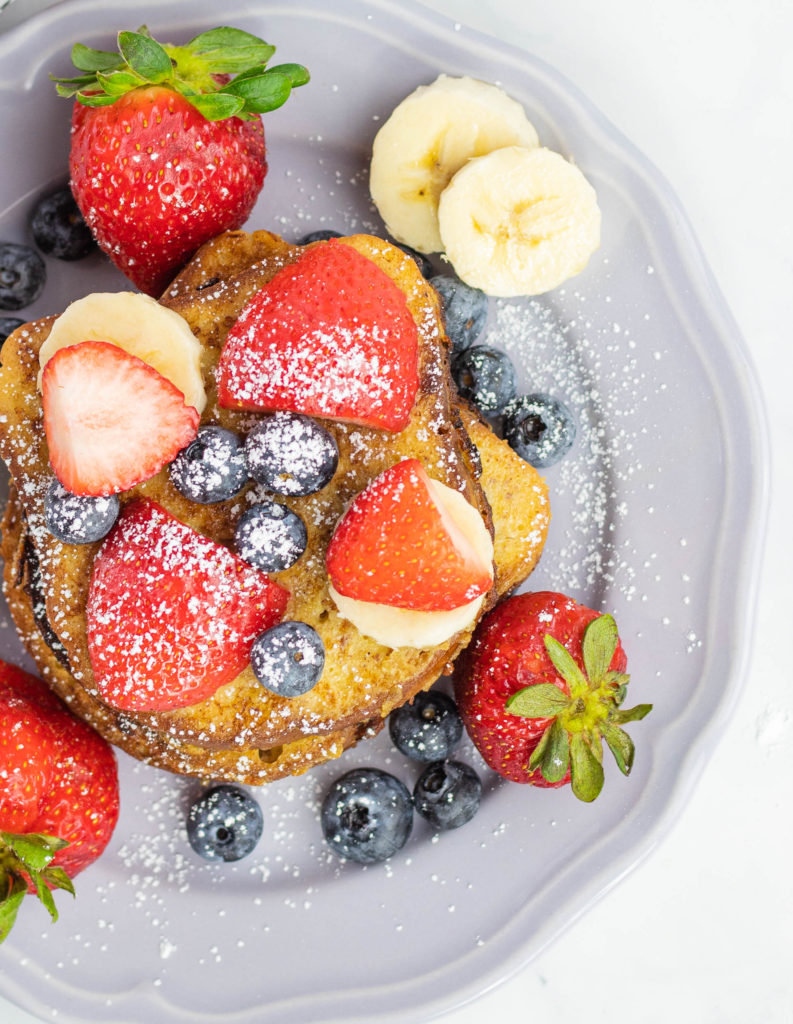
[42,340,199,497]
[216,239,420,431]
[86,498,289,712]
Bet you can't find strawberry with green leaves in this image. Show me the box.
[54,26,309,295]
[454,591,652,801]
[0,660,119,942]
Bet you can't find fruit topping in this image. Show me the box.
[0,242,46,311]
[370,75,539,253]
[454,592,652,802]
[42,341,200,497]
[170,425,249,504]
[86,498,289,711]
[38,292,207,413]
[388,690,463,763]
[29,186,95,261]
[429,274,488,352]
[235,501,308,573]
[451,344,516,415]
[186,785,263,863]
[57,26,309,295]
[502,392,577,468]
[244,412,339,496]
[250,620,325,698]
[321,768,413,864]
[216,240,420,432]
[412,759,482,830]
[0,659,119,942]
[326,458,493,613]
[44,480,120,545]
[438,146,601,297]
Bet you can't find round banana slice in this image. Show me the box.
[370,75,539,254]
[438,146,601,297]
[37,292,206,412]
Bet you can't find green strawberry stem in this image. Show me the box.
[52,25,309,120]
[0,831,74,943]
[506,614,652,802]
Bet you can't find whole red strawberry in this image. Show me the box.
[55,26,309,295]
[454,591,652,801]
[0,660,119,942]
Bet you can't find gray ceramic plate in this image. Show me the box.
[0,2,768,1023]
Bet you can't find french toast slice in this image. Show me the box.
[0,229,550,782]
[1,405,548,782]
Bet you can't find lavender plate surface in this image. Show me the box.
[0,1,768,1022]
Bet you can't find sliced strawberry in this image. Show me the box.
[42,340,200,496]
[86,498,289,712]
[216,240,420,431]
[325,458,493,612]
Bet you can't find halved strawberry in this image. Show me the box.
[42,340,200,496]
[86,498,289,711]
[325,458,493,612]
[216,240,420,431]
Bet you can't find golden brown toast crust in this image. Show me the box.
[0,230,550,783]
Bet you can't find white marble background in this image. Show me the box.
[1,1,791,1022]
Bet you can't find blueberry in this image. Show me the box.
[251,620,325,697]
[502,392,576,468]
[430,275,488,352]
[235,501,307,572]
[244,412,339,496]
[321,768,413,864]
[44,480,119,544]
[170,426,249,504]
[413,759,482,831]
[30,186,95,261]
[0,316,24,345]
[0,242,46,311]
[389,690,463,763]
[186,784,263,862]
[392,242,433,278]
[297,229,342,244]
[451,344,516,415]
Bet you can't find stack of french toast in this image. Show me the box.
[0,230,550,784]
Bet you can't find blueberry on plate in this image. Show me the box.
[186,784,263,862]
[244,412,339,496]
[502,392,576,468]
[0,242,46,311]
[321,767,413,864]
[170,425,249,504]
[44,480,119,544]
[389,690,463,763]
[392,241,433,278]
[413,759,482,831]
[451,344,516,415]
[235,501,307,572]
[30,186,96,261]
[429,275,487,352]
[251,620,325,697]
[0,316,25,346]
[297,229,342,244]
